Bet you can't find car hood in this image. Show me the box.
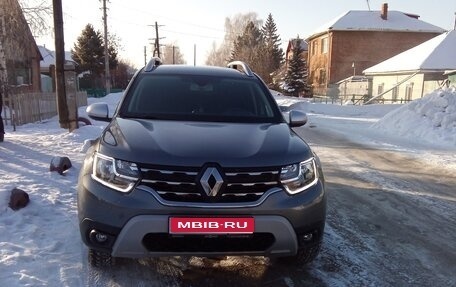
[97,118,312,167]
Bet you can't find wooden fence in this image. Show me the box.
[2,91,88,128]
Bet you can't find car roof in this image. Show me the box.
[140,64,255,79]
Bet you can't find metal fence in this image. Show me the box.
[2,91,87,128]
[310,95,413,105]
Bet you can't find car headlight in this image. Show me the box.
[280,158,318,194]
[92,153,140,193]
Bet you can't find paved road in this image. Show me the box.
[85,125,456,287]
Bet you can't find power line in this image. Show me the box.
[111,2,225,33]
[160,28,223,40]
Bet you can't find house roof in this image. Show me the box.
[287,38,308,53]
[38,46,75,68]
[308,10,445,39]
[363,30,456,74]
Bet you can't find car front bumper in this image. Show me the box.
[77,174,326,258]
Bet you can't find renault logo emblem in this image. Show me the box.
[200,167,224,197]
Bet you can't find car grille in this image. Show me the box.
[142,233,275,252]
[138,165,281,203]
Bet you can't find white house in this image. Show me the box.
[363,29,456,103]
[38,46,77,92]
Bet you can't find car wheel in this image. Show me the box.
[88,249,113,267]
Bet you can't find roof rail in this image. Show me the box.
[144,57,163,72]
[227,61,254,77]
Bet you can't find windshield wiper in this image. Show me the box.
[120,113,160,119]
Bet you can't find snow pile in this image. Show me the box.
[372,87,456,147]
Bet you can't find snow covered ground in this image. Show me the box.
[275,87,456,169]
[1,88,455,285]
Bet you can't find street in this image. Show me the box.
[85,125,456,287]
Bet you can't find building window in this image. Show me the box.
[377,83,384,96]
[0,16,5,36]
[321,37,328,54]
[7,60,32,86]
[312,40,318,56]
[319,69,326,85]
[405,83,414,102]
[392,87,398,102]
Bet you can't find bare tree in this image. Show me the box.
[161,43,186,65]
[111,58,136,89]
[18,0,52,36]
[206,12,262,66]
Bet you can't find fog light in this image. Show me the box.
[301,233,313,241]
[90,229,108,243]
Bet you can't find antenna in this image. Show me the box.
[366,0,371,11]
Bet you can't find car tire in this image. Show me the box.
[279,241,322,266]
[88,249,113,267]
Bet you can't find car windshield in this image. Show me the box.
[119,74,283,123]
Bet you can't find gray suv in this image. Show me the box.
[77,59,326,267]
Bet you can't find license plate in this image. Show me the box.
[169,217,254,234]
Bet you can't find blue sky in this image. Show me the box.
[36,0,456,67]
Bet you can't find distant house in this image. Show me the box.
[39,46,76,74]
[364,30,456,103]
[285,38,308,69]
[38,45,77,92]
[306,3,445,96]
[0,0,42,94]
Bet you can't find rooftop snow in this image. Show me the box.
[39,46,75,69]
[309,10,445,38]
[364,30,456,74]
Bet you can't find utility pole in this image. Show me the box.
[149,22,164,58]
[172,45,175,64]
[154,22,161,57]
[102,0,110,94]
[194,44,196,66]
[52,0,69,129]
[144,46,147,66]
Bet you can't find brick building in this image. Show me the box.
[306,3,445,96]
[0,0,42,95]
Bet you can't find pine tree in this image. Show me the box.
[206,13,262,66]
[72,24,119,89]
[72,24,104,76]
[230,21,268,80]
[284,37,311,97]
[261,13,284,84]
[107,33,120,71]
[108,45,118,70]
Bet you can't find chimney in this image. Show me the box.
[381,3,388,20]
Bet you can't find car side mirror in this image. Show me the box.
[289,110,307,127]
[86,103,111,122]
